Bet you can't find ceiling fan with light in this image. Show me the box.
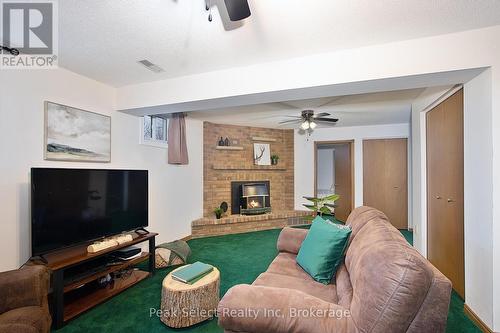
[279,110,339,131]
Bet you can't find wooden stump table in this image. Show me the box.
[160,266,220,328]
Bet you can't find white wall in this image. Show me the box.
[463,69,494,328]
[0,69,203,272]
[491,66,500,333]
[294,123,410,217]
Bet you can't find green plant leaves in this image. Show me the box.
[303,196,321,203]
[303,204,317,211]
[323,194,340,202]
[302,193,340,215]
[319,206,332,215]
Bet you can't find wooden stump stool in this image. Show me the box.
[160,266,220,328]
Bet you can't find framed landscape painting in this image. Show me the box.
[44,101,111,162]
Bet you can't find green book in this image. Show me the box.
[171,262,213,284]
[183,271,212,285]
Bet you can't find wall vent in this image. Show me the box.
[137,59,165,73]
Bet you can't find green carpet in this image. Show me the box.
[55,227,480,333]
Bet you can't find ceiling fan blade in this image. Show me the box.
[278,119,302,124]
[313,112,330,118]
[314,118,339,123]
[276,101,302,110]
[281,115,302,118]
[316,96,344,109]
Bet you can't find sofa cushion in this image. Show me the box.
[253,272,338,303]
[266,252,313,280]
[296,216,351,284]
[334,264,353,309]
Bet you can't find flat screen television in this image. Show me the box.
[31,168,148,256]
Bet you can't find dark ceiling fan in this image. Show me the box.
[206,0,250,22]
[224,0,251,21]
[279,110,339,130]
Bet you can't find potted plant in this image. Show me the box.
[271,154,280,165]
[214,207,223,219]
[302,194,340,222]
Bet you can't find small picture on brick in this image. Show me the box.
[253,143,271,166]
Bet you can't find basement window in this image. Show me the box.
[140,115,168,148]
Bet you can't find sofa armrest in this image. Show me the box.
[218,284,353,333]
[277,227,308,254]
[0,265,50,314]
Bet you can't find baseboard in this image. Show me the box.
[180,234,192,242]
[464,304,493,333]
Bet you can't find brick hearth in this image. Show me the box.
[192,211,312,238]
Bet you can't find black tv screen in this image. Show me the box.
[31,168,148,256]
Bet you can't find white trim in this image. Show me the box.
[419,110,428,257]
[420,84,463,114]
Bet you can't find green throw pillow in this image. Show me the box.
[296,215,352,284]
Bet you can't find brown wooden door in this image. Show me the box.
[363,138,408,229]
[334,144,352,222]
[426,89,465,298]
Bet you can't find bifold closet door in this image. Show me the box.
[426,89,464,298]
[363,138,408,229]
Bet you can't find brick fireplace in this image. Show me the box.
[191,122,311,238]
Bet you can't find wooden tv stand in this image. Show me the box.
[43,232,157,329]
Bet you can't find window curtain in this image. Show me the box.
[167,113,189,165]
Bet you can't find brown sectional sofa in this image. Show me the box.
[0,265,51,333]
[218,206,452,333]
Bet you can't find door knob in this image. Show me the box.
[436,196,442,199]
[447,198,454,203]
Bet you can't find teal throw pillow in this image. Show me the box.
[296,215,351,284]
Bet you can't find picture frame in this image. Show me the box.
[253,143,271,166]
[44,101,111,162]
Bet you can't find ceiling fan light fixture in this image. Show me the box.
[309,121,317,129]
[300,121,310,130]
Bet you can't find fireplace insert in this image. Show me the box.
[231,181,271,215]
